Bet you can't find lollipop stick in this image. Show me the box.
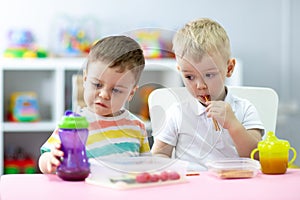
[205,96,221,131]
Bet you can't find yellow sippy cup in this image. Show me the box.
[250,131,297,174]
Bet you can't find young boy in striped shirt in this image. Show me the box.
[39,35,151,174]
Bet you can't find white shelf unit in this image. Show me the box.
[0,58,180,174]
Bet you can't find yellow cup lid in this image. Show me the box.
[258,131,290,152]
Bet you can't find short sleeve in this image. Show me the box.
[154,104,181,146]
[40,129,61,154]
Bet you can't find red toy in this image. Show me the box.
[4,147,36,174]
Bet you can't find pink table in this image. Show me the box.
[1,169,300,200]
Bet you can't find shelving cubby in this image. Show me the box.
[0,58,180,174]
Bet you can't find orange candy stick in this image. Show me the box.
[204,96,220,131]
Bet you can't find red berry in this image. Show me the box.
[168,171,180,180]
[150,174,160,182]
[160,171,169,181]
[136,172,151,183]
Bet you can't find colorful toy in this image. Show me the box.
[130,30,175,59]
[8,92,39,122]
[58,27,91,56]
[4,158,36,174]
[4,147,36,174]
[3,29,48,58]
[51,15,99,57]
[132,30,163,59]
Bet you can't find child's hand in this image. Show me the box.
[47,143,64,173]
[38,128,64,174]
[205,100,238,130]
[38,142,64,174]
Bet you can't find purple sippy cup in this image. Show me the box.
[56,110,90,181]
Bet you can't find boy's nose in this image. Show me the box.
[196,80,207,90]
[98,89,111,100]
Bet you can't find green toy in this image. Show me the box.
[3,29,47,58]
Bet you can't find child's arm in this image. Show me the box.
[206,101,262,157]
[151,139,174,158]
[38,129,64,174]
[38,142,64,174]
[226,121,261,158]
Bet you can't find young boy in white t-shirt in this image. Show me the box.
[151,18,264,170]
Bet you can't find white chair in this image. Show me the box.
[148,86,279,138]
[72,74,86,112]
[228,86,279,133]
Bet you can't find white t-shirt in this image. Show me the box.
[154,89,264,171]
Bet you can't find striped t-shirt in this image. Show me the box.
[40,108,151,158]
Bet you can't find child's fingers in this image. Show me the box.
[47,161,54,172]
[47,160,58,173]
[52,148,64,157]
[47,162,53,172]
[48,143,63,173]
[45,152,60,173]
[50,155,61,167]
[47,154,61,172]
[54,128,59,134]
[204,101,210,106]
[54,142,61,150]
[51,143,63,157]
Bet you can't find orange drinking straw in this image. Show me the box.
[205,96,221,131]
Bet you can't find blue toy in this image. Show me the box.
[9,92,39,122]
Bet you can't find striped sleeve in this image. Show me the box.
[40,129,61,154]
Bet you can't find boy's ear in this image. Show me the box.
[226,58,236,77]
[128,85,138,101]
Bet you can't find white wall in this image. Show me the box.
[0,0,292,91]
[1,0,300,165]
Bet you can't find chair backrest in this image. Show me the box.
[72,74,86,112]
[148,86,279,136]
[228,86,278,133]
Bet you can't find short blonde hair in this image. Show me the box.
[172,18,231,63]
